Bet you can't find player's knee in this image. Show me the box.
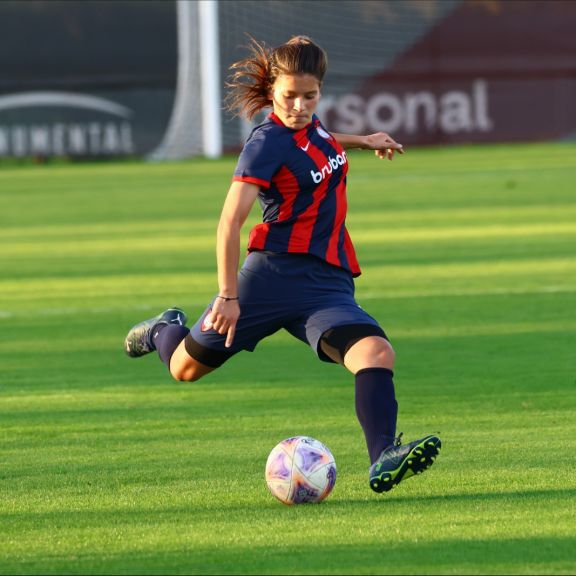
[170,361,206,382]
[321,323,389,366]
[373,338,395,367]
[345,336,395,372]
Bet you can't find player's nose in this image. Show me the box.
[293,98,304,112]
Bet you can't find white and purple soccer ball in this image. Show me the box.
[265,436,337,505]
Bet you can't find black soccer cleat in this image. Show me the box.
[369,433,441,493]
[124,307,187,358]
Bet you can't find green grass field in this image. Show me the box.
[1,142,575,575]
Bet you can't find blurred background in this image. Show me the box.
[0,0,575,161]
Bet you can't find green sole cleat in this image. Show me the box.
[369,434,441,493]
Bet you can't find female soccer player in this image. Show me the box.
[124,36,441,493]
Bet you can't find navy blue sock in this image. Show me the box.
[152,324,190,367]
[355,367,398,464]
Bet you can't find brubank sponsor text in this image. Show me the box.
[311,151,347,184]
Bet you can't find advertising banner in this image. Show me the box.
[0,1,178,159]
[317,0,576,145]
[220,0,576,150]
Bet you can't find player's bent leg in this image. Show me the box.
[124,307,188,358]
[170,332,237,382]
[169,338,216,382]
[124,307,214,382]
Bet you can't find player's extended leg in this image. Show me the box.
[124,307,215,382]
[320,327,441,493]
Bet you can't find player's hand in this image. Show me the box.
[208,298,241,348]
[365,132,404,161]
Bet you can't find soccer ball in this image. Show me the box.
[265,436,337,505]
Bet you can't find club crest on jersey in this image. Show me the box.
[310,150,347,184]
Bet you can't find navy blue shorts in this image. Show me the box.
[189,251,382,365]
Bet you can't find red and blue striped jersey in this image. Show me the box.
[233,112,361,276]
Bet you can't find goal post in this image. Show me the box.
[148,0,223,161]
[199,0,222,159]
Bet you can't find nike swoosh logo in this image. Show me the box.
[300,142,310,152]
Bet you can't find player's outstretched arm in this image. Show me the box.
[331,131,404,160]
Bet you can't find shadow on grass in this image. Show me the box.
[2,487,574,526]
[2,534,574,575]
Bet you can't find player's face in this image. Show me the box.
[270,74,321,130]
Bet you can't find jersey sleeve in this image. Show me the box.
[232,130,281,190]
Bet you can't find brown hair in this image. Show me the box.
[226,35,328,120]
